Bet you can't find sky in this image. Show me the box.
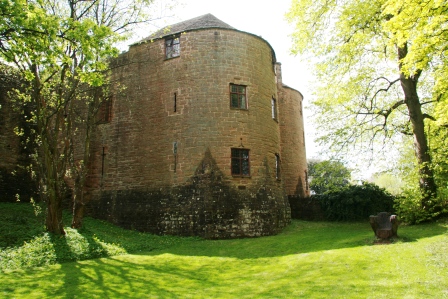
[129,0,320,159]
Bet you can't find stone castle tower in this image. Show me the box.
[83,14,308,238]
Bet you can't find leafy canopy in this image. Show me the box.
[308,160,351,194]
[286,0,446,158]
[0,0,174,234]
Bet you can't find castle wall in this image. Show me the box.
[276,63,309,198]
[0,18,309,234]
[87,28,292,238]
[0,74,36,202]
[0,93,20,173]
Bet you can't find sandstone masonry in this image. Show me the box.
[0,14,309,238]
[84,14,309,238]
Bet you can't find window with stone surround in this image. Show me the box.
[230,84,247,109]
[165,36,180,59]
[231,148,250,176]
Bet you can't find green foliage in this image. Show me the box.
[394,190,431,224]
[314,182,396,221]
[308,160,351,194]
[395,187,448,224]
[371,173,404,195]
[286,0,405,156]
[0,0,123,234]
[287,0,443,207]
[0,0,177,233]
[382,0,448,96]
[429,119,448,186]
[0,203,45,248]
[0,203,188,271]
[392,142,448,223]
[286,0,447,148]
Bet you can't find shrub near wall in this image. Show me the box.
[314,182,395,221]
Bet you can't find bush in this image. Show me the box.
[314,182,395,221]
[394,187,448,224]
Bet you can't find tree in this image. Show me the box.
[371,173,403,196]
[0,0,175,234]
[287,0,447,209]
[308,160,351,194]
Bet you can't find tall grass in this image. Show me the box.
[1,202,447,298]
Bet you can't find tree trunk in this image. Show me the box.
[70,88,97,229]
[71,170,87,229]
[41,135,66,235]
[31,65,66,235]
[71,187,85,229]
[46,191,66,235]
[33,63,67,235]
[398,44,437,208]
[42,134,67,235]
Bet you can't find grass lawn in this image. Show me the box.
[1,203,447,298]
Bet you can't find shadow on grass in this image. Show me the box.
[1,255,210,299]
[45,231,159,299]
[2,201,447,262]
[139,220,448,259]
[1,202,446,267]
[1,207,447,298]
[3,234,446,299]
[51,218,448,262]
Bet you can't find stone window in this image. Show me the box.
[231,148,250,176]
[174,92,177,112]
[275,153,280,179]
[271,97,278,120]
[97,96,112,123]
[101,147,107,178]
[230,84,247,109]
[165,36,180,59]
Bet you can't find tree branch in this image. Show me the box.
[371,77,401,101]
[422,113,436,121]
[421,100,438,106]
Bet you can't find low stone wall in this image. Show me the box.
[88,155,291,239]
[90,185,290,239]
[289,195,325,221]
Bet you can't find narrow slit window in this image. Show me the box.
[271,97,278,120]
[275,153,280,179]
[101,147,106,178]
[173,141,178,172]
[174,92,177,112]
